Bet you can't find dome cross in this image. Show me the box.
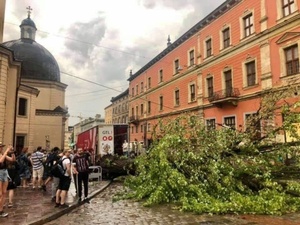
[26,6,33,18]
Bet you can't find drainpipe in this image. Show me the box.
[13,82,19,154]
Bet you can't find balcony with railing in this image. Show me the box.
[129,115,139,125]
[208,88,240,107]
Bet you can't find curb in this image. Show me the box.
[28,180,113,225]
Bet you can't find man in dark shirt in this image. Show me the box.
[73,148,90,202]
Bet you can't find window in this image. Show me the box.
[243,13,254,37]
[16,135,26,153]
[245,113,261,139]
[140,124,143,133]
[206,119,216,130]
[131,126,134,134]
[18,98,27,116]
[140,104,144,115]
[223,27,230,49]
[189,50,195,66]
[174,59,180,73]
[206,39,212,57]
[246,61,256,86]
[141,82,144,93]
[285,45,299,75]
[159,96,163,111]
[224,70,233,97]
[207,77,214,97]
[175,89,180,106]
[147,123,151,132]
[131,107,134,116]
[190,84,196,101]
[135,106,138,117]
[147,101,151,113]
[282,0,295,16]
[136,85,139,95]
[224,116,236,129]
[135,125,138,133]
[131,87,134,97]
[148,77,151,89]
[159,69,163,83]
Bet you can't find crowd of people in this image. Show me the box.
[0,143,91,217]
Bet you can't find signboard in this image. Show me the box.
[99,125,114,155]
[76,127,97,151]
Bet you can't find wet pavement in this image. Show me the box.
[44,180,300,225]
[0,179,111,225]
[1,179,300,225]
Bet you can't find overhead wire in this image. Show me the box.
[4,20,179,112]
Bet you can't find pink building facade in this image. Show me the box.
[128,0,300,146]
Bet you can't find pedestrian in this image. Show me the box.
[72,149,79,194]
[0,143,15,217]
[17,147,31,188]
[122,140,128,157]
[30,146,45,190]
[43,147,60,198]
[7,151,18,208]
[55,149,71,208]
[73,148,90,202]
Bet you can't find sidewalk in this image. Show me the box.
[0,179,112,225]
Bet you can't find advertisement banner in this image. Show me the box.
[99,125,114,155]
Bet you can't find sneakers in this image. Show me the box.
[0,211,8,217]
[8,203,13,208]
[84,197,90,203]
[59,204,69,209]
[54,203,60,208]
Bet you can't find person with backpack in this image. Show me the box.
[55,149,71,208]
[17,147,31,188]
[43,147,60,200]
[72,148,90,202]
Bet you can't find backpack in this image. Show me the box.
[17,154,28,174]
[45,153,58,170]
[50,158,68,178]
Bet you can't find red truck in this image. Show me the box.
[76,124,128,162]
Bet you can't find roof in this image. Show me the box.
[128,0,241,81]
[1,38,60,82]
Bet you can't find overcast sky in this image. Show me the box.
[4,0,225,126]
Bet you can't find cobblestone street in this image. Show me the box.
[45,180,300,225]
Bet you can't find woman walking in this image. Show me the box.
[0,143,15,217]
[17,147,31,188]
[7,153,19,208]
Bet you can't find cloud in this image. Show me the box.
[63,14,107,65]
[3,0,226,125]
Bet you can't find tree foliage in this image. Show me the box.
[121,86,300,215]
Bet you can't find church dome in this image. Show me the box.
[1,11,60,82]
[2,39,60,82]
[20,17,37,29]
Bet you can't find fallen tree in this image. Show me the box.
[95,154,135,179]
[118,85,300,215]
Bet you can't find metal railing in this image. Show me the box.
[208,88,240,102]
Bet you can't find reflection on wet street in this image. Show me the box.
[45,181,300,225]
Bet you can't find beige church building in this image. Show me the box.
[0,3,68,153]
